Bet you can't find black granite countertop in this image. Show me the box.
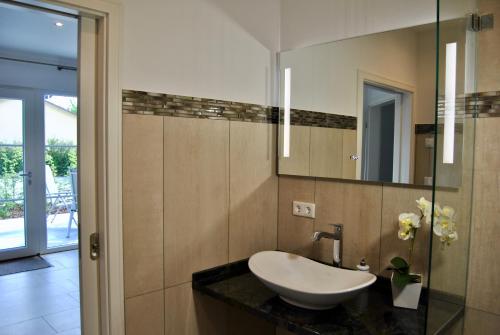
[192,259,463,335]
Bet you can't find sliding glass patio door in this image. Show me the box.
[0,88,78,261]
[0,87,39,261]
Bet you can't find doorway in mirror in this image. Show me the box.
[362,83,413,183]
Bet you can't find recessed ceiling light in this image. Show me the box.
[55,22,64,27]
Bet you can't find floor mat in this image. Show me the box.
[0,255,52,276]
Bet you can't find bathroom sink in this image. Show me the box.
[248,251,377,310]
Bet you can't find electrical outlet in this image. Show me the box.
[292,201,316,218]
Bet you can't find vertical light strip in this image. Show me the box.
[443,42,457,164]
[284,67,291,158]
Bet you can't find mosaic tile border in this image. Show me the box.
[122,89,357,129]
[285,109,357,130]
[437,91,500,117]
[122,89,277,123]
[416,123,464,134]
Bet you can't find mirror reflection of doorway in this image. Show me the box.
[362,83,413,183]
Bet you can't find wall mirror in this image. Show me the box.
[278,18,467,188]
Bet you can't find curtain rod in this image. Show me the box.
[0,56,77,71]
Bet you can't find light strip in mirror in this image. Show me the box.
[284,67,291,158]
[443,42,457,164]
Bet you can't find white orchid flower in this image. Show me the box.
[398,212,420,240]
[433,210,458,247]
[441,206,455,219]
[434,204,442,218]
[399,212,421,228]
[416,197,432,223]
[439,229,458,246]
[398,229,414,240]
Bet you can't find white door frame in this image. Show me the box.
[35,0,124,334]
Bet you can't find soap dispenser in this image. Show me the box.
[356,258,370,272]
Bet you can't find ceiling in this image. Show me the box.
[0,2,77,61]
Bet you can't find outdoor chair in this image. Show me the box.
[45,165,72,225]
[67,169,78,238]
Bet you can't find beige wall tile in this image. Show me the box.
[164,117,229,287]
[467,118,500,314]
[474,118,500,171]
[164,283,228,335]
[278,125,310,176]
[467,170,500,314]
[125,290,165,335]
[431,177,472,297]
[463,307,500,335]
[227,308,274,335]
[229,122,278,262]
[380,186,432,282]
[277,176,315,257]
[477,0,500,92]
[310,127,343,178]
[123,114,164,298]
[314,180,382,272]
[342,129,357,180]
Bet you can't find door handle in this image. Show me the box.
[19,171,32,185]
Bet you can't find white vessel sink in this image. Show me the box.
[248,251,376,310]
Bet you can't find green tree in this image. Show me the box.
[45,139,77,176]
[0,144,23,176]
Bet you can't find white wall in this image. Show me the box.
[0,99,23,143]
[121,0,280,106]
[0,100,77,144]
[280,0,474,51]
[45,103,77,144]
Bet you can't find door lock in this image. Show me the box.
[90,232,99,260]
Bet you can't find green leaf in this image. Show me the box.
[393,271,413,288]
[390,257,409,271]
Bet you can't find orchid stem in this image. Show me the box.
[408,226,418,272]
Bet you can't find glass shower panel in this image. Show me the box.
[427,0,478,333]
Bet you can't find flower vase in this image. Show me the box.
[391,273,422,309]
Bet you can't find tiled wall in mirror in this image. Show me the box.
[278,19,469,188]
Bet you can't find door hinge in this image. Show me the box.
[90,232,100,260]
[468,13,494,32]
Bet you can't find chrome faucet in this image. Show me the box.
[312,224,343,268]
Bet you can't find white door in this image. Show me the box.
[0,87,39,261]
[0,87,79,261]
